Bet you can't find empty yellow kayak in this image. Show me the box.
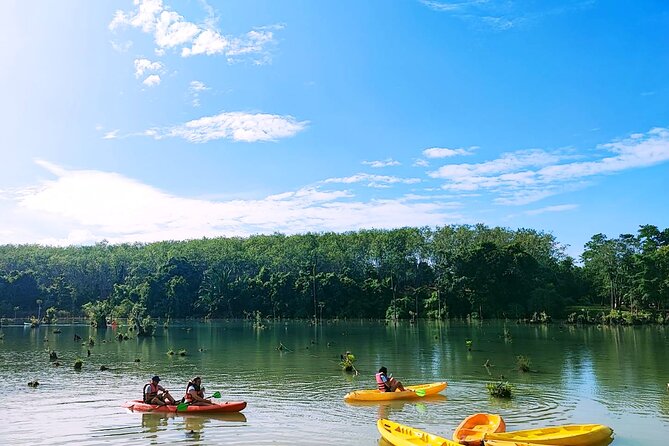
[484,424,614,446]
[344,381,447,401]
[377,419,461,446]
[453,413,506,445]
[378,419,561,446]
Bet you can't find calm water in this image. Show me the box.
[0,320,667,445]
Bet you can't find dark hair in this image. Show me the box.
[379,367,387,374]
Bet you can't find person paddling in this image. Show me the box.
[184,376,215,406]
[375,366,410,392]
[143,376,176,406]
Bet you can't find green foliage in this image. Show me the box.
[0,224,667,322]
[73,358,83,370]
[517,355,531,372]
[486,379,513,398]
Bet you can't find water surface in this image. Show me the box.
[0,320,667,445]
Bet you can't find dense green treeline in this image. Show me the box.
[0,224,667,324]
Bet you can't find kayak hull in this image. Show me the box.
[453,413,506,445]
[123,400,247,413]
[377,418,462,446]
[344,381,447,401]
[484,424,614,446]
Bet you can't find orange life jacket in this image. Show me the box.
[143,382,159,402]
[184,382,201,402]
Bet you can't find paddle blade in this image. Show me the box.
[211,391,221,398]
[176,402,188,411]
[415,389,426,397]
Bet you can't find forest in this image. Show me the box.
[0,224,667,326]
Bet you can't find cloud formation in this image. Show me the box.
[110,0,280,64]
[134,58,163,78]
[148,111,308,143]
[421,0,594,31]
[362,158,401,168]
[423,147,477,158]
[5,161,461,246]
[188,80,210,107]
[428,127,669,205]
[323,173,420,188]
[142,74,161,87]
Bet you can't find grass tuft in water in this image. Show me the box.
[486,379,513,398]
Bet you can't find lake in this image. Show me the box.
[0,320,667,445]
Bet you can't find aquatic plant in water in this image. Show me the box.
[486,379,513,398]
[517,355,531,372]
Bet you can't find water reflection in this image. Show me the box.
[346,394,448,419]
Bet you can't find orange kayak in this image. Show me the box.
[122,400,246,413]
[453,413,506,445]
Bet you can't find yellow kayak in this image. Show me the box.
[453,413,506,445]
[378,419,562,446]
[377,419,461,446]
[344,382,447,401]
[484,424,614,446]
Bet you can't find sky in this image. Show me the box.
[1,0,668,259]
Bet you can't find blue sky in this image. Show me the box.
[1,0,668,258]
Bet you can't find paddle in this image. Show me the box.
[414,389,426,397]
[176,391,222,411]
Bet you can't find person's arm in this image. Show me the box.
[190,389,209,402]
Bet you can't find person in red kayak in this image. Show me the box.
[143,376,176,406]
[375,366,409,392]
[184,376,215,406]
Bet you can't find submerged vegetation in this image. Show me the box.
[516,355,531,372]
[0,224,667,324]
[486,379,513,398]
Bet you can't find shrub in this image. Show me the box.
[487,380,513,398]
[517,355,531,372]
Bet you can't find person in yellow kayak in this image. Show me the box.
[376,366,409,392]
[184,376,215,406]
[144,375,176,406]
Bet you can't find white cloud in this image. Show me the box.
[110,1,280,63]
[188,80,210,107]
[413,159,430,167]
[323,173,420,187]
[190,80,208,92]
[148,111,308,143]
[423,146,477,158]
[429,127,669,205]
[103,130,120,140]
[525,204,578,216]
[182,29,228,56]
[143,74,161,87]
[134,58,163,78]
[110,40,133,53]
[362,158,401,168]
[421,0,594,31]
[4,161,462,246]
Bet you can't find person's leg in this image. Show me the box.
[164,392,176,404]
[389,378,406,392]
[151,396,167,406]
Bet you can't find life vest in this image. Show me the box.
[143,382,159,402]
[184,381,201,402]
[375,373,389,392]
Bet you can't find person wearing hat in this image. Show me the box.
[143,376,176,406]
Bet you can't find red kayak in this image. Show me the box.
[123,400,247,413]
